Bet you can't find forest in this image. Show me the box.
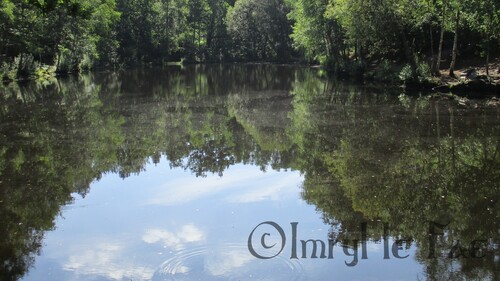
[0,0,499,81]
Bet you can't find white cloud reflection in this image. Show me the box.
[63,242,155,281]
[142,224,205,250]
[57,224,204,281]
[146,168,302,206]
[227,173,301,203]
[204,249,254,276]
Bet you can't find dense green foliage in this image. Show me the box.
[226,0,292,61]
[0,0,120,76]
[1,0,499,79]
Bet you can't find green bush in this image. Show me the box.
[1,54,40,81]
[79,54,93,73]
[55,48,72,74]
[35,64,56,81]
[332,59,364,78]
[416,61,431,81]
[399,61,432,84]
[399,64,414,82]
[56,47,88,74]
[1,62,15,82]
[374,59,397,81]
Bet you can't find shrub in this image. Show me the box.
[374,59,397,81]
[399,64,414,82]
[416,61,431,81]
[399,61,432,84]
[1,62,15,82]
[55,47,73,74]
[79,54,93,73]
[332,59,364,78]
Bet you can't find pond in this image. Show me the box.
[0,64,499,280]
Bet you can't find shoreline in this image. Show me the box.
[2,61,500,97]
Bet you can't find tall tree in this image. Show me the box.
[448,2,460,77]
[465,0,500,76]
[205,0,232,60]
[226,0,292,61]
[186,0,212,61]
[288,0,339,65]
[150,0,189,61]
[116,0,155,64]
[0,0,120,75]
[435,0,449,75]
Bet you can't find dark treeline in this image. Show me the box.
[0,0,499,80]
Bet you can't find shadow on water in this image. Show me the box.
[0,64,499,280]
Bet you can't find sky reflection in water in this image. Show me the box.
[23,162,420,281]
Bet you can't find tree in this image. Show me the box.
[205,0,232,60]
[150,0,189,61]
[448,0,462,77]
[91,0,121,68]
[226,0,292,61]
[185,0,211,61]
[0,0,15,63]
[330,0,412,63]
[435,0,449,74]
[288,0,341,65]
[0,0,121,76]
[465,0,500,76]
[116,0,155,64]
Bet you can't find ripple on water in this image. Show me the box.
[152,244,305,281]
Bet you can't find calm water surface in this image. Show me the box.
[0,65,499,280]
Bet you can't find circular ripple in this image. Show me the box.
[152,244,305,281]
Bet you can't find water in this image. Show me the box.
[0,64,499,281]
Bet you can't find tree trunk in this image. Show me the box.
[449,9,460,77]
[358,43,364,66]
[430,24,435,73]
[401,28,414,66]
[16,52,24,78]
[435,0,447,76]
[355,42,359,62]
[486,13,492,77]
[486,39,490,77]
[164,0,170,60]
[56,49,62,72]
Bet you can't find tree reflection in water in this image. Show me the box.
[0,65,499,280]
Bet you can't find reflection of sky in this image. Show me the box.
[22,157,423,281]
